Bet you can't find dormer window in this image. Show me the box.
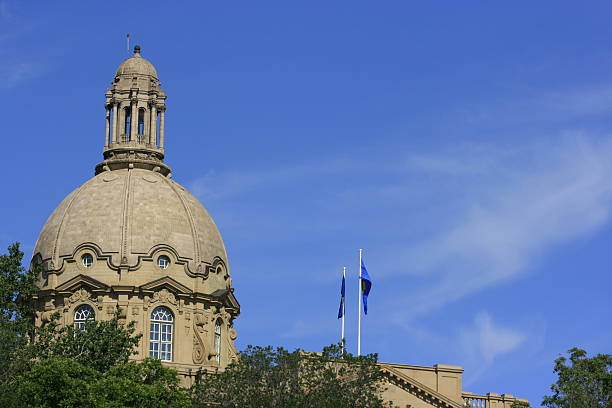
[82,253,93,268]
[157,255,170,270]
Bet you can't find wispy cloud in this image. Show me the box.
[459,312,527,385]
[0,62,42,88]
[457,84,612,128]
[0,2,46,89]
[389,134,612,321]
[190,155,360,202]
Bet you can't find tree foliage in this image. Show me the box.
[542,347,611,408]
[0,243,38,385]
[8,357,191,408]
[32,311,142,373]
[191,343,394,408]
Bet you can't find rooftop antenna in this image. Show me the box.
[126,33,131,55]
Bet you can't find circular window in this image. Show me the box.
[82,253,94,268]
[157,255,170,270]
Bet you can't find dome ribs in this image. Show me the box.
[119,168,133,267]
[52,178,96,270]
[160,174,201,270]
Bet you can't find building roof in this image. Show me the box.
[115,45,158,79]
[33,168,227,275]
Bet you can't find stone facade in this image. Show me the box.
[379,362,529,408]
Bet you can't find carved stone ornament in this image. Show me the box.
[67,288,91,305]
[96,296,104,310]
[150,288,177,305]
[38,310,54,325]
[192,313,208,364]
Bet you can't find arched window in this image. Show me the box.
[138,108,145,136]
[149,306,173,361]
[214,319,222,364]
[124,107,131,140]
[74,304,95,330]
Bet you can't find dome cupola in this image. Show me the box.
[115,45,159,79]
[97,45,169,176]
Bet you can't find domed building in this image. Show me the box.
[28,46,530,408]
[31,46,239,381]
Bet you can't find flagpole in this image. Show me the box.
[357,248,362,356]
[341,267,346,353]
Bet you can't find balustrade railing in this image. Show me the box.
[463,396,487,408]
[462,392,528,408]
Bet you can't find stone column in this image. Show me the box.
[159,107,166,149]
[111,103,118,144]
[150,104,157,146]
[105,105,110,147]
[130,99,137,142]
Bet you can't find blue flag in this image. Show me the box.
[337,274,345,319]
[361,259,372,315]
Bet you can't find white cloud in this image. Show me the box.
[473,312,525,362]
[459,312,527,385]
[389,134,612,321]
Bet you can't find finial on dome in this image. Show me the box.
[134,45,141,56]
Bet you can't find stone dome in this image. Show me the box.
[115,46,158,78]
[33,168,227,276]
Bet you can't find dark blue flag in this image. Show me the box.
[337,274,345,319]
[361,259,372,315]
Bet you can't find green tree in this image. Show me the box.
[32,311,142,373]
[542,347,611,408]
[9,357,99,408]
[0,243,38,385]
[10,357,192,408]
[93,358,192,407]
[191,343,394,408]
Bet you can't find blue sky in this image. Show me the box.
[1,1,611,405]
